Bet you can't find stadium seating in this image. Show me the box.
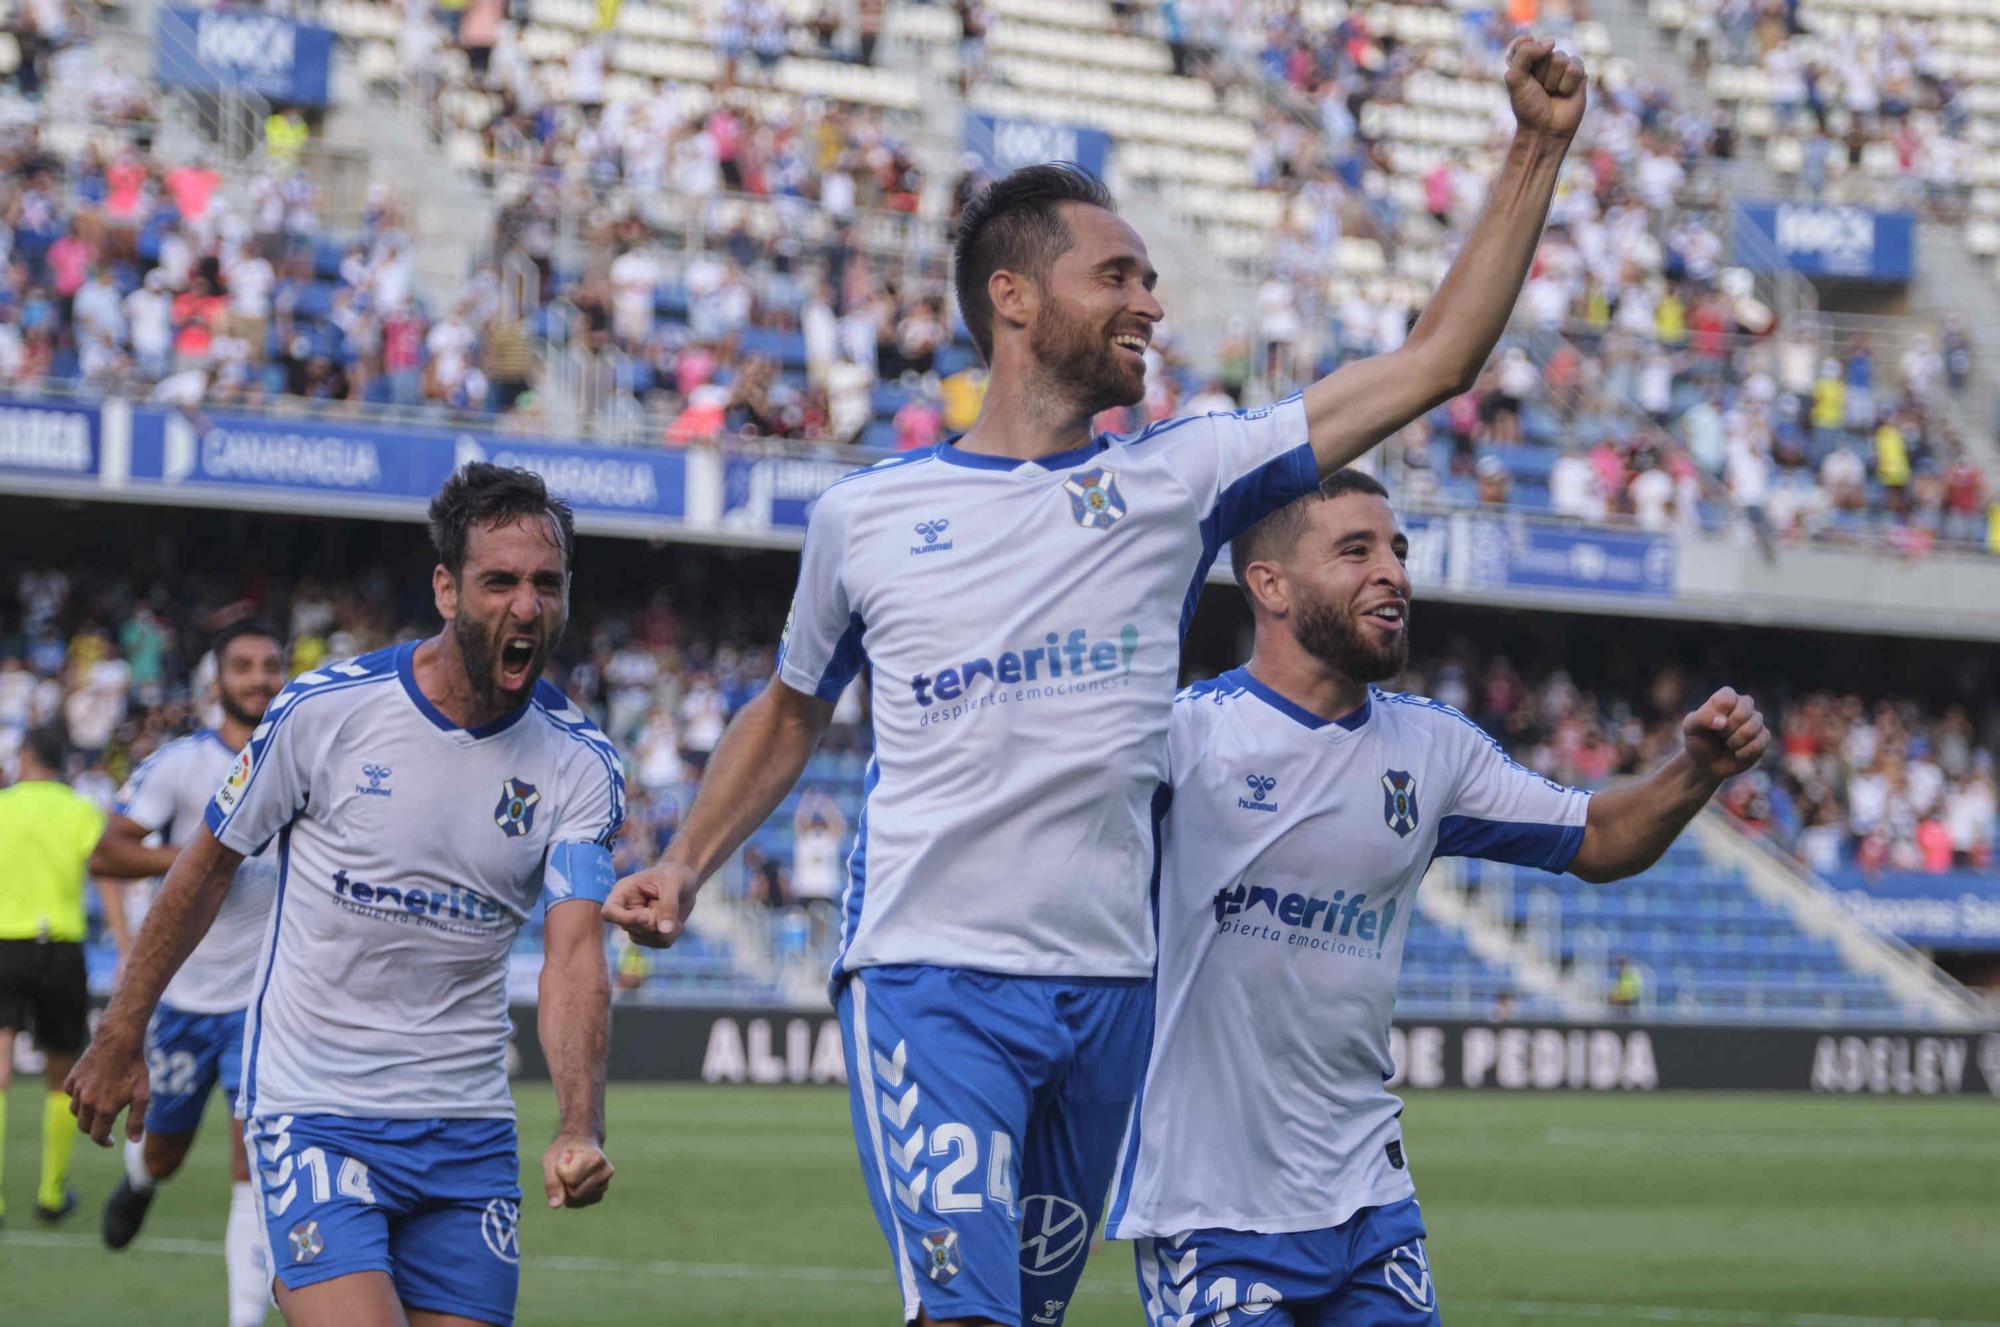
[1470,841,1910,1021]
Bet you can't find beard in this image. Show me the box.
[1293,587,1408,683]
[219,687,270,728]
[1030,297,1145,415]
[455,609,566,709]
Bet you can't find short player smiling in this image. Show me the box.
[1108,469,1771,1326]
[607,35,1592,1327]
[89,620,287,1327]
[67,464,625,1327]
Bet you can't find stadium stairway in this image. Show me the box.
[1611,0,2000,475]
[1443,810,1987,1027]
[1417,862,1591,1018]
[1907,220,2000,467]
[323,41,492,299]
[1689,810,1990,1027]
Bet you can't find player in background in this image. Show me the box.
[88,621,285,1327]
[65,463,623,1327]
[1107,470,1770,1325]
[606,39,1588,1327]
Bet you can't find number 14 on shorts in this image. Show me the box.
[252,1116,378,1218]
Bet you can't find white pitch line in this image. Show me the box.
[1542,1127,2000,1158]
[7,1231,1997,1327]
[1458,1300,2000,1327]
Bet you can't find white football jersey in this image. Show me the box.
[1107,669,1591,1238]
[115,730,277,1015]
[775,399,1319,980]
[204,643,625,1120]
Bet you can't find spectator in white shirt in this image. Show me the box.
[1550,443,1607,522]
[678,673,728,768]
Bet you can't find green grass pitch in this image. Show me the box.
[2,1083,1995,1325]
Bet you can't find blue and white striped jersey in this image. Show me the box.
[204,641,624,1120]
[115,729,277,1014]
[1108,669,1591,1238]
[774,399,1319,981]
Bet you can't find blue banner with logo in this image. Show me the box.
[964,113,1111,180]
[1823,871,2000,950]
[155,7,335,107]
[1462,517,1676,598]
[124,406,683,523]
[720,453,855,531]
[1733,203,1916,282]
[0,396,100,482]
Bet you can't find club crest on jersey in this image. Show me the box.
[1062,467,1127,530]
[494,778,540,838]
[288,1219,323,1263]
[919,1228,961,1284]
[1382,769,1420,837]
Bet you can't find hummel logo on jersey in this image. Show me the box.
[494,778,540,838]
[355,763,393,798]
[909,624,1140,708]
[1211,882,1398,954]
[1382,769,1420,837]
[1238,773,1278,812]
[910,518,954,555]
[1063,466,1127,529]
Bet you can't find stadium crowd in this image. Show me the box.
[3,567,1993,892]
[0,0,1996,556]
[1400,647,1998,876]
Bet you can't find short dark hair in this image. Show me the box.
[22,724,66,774]
[1229,467,1391,587]
[428,462,576,578]
[953,163,1116,364]
[212,619,282,662]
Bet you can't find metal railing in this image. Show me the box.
[147,1,271,168]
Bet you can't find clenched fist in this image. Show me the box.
[1504,35,1589,141]
[1681,687,1771,782]
[602,859,701,949]
[543,1135,614,1209]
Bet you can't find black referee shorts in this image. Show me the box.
[0,939,89,1055]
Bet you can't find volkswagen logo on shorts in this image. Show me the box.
[1018,1194,1088,1276]
[481,1198,522,1264]
[1383,1240,1434,1310]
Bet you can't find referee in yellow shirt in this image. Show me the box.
[0,725,108,1226]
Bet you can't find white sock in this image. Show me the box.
[124,1138,156,1193]
[226,1181,273,1327]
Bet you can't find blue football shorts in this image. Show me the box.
[838,964,1153,1326]
[1134,1198,1441,1327]
[143,1003,247,1136]
[246,1114,523,1327]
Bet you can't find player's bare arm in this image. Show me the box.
[1570,688,1771,883]
[66,824,244,1144]
[604,678,835,947]
[1301,35,1586,474]
[539,897,615,1209]
[89,811,183,880]
[95,873,134,965]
